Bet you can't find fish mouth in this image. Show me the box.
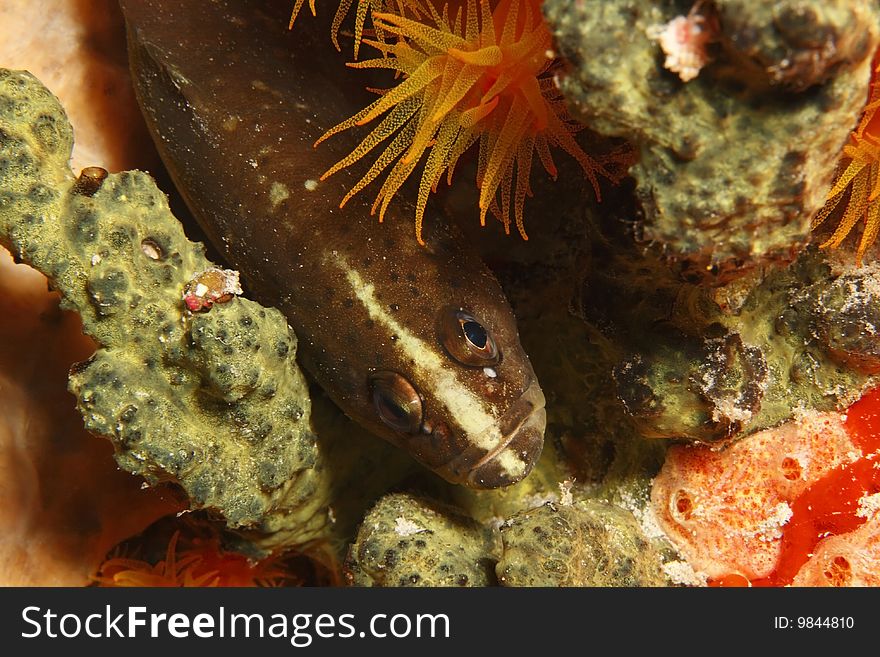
[441,379,546,489]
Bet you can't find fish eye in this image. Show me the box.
[438,307,500,367]
[369,371,423,434]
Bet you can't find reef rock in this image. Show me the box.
[344,493,501,587]
[0,0,157,173]
[0,249,180,585]
[545,0,880,279]
[610,247,879,442]
[813,261,880,374]
[496,501,671,586]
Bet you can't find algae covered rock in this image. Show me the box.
[0,68,331,545]
[496,501,670,587]
[714,0,874,91]
[544,0,880,278]
[611,249,878,443]
[812,263,880,374]
[345,493,501,587]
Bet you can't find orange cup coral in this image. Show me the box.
[813,51,880,265]
[93,531,292,587]
[304,0,623,244]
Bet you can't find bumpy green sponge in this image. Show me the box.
[345,493,676,587]
[345,493,502,587]
[610,249,878,443]
[0,68,332,545]
[496,501,671,586]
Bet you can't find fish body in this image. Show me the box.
[120,0,545,487]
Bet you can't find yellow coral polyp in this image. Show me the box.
[813,55,880,266]
[314,0,612,244]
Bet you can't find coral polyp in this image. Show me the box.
[94,531,292,587]
[813,54,880,265]
[314,0,618,244]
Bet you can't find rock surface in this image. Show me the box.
[345,493,501,587]
[545,0,880,279]
[496,501,670,586]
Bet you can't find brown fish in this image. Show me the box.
[120,0,545,487]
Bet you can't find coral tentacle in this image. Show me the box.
[308,0,627,243]
[814,51,880,265]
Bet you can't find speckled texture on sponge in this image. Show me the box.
[345,493,501,587]
[0,68,330,544]
[496,501,670,586]
[544,0,880,279]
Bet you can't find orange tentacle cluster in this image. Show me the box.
[813,51,880,265]
[313,0,617,244]
[93,531,291,587]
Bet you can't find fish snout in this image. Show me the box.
[402,379,546,488]
[465,380,546,489]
